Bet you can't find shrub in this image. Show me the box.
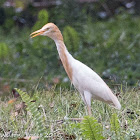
[63,26,80,53]
[32,9,49,31]
[32,9,49,49]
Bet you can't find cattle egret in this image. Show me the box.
[30,23,121,116]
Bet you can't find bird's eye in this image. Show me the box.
[46,27,50,30]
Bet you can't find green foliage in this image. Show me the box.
[63,26,80,52]
[4,18,15,30]
[0,0,5,6]
[51,0,86,27]
[0,42,10,60]
[80,13,140,85]
[110,113,120,135]
[80,116,104,140]
[15,88,47,139]
[32,9,49,49]
[1,7,15,29]
[32,9,49,31]
[15,0,29,9]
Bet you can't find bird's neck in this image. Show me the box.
[55,40,73,81]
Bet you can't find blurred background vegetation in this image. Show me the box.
[0,0,140,96]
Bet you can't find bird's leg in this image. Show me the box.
[87,105,92,116]
[84,91,92,116]
[68,91,92,121]
[68,93,85,121]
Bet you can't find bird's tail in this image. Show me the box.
[111,92,121,110]
[106,87,121,110]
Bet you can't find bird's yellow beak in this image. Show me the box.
[30,29,45,38]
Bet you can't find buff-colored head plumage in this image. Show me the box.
[30,23,63,41]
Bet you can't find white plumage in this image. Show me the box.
[31,23,121,115]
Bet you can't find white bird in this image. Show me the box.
[30,23,121,116]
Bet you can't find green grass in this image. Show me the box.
[0,86,140,139]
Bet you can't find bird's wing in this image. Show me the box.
[72,59,106,88]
